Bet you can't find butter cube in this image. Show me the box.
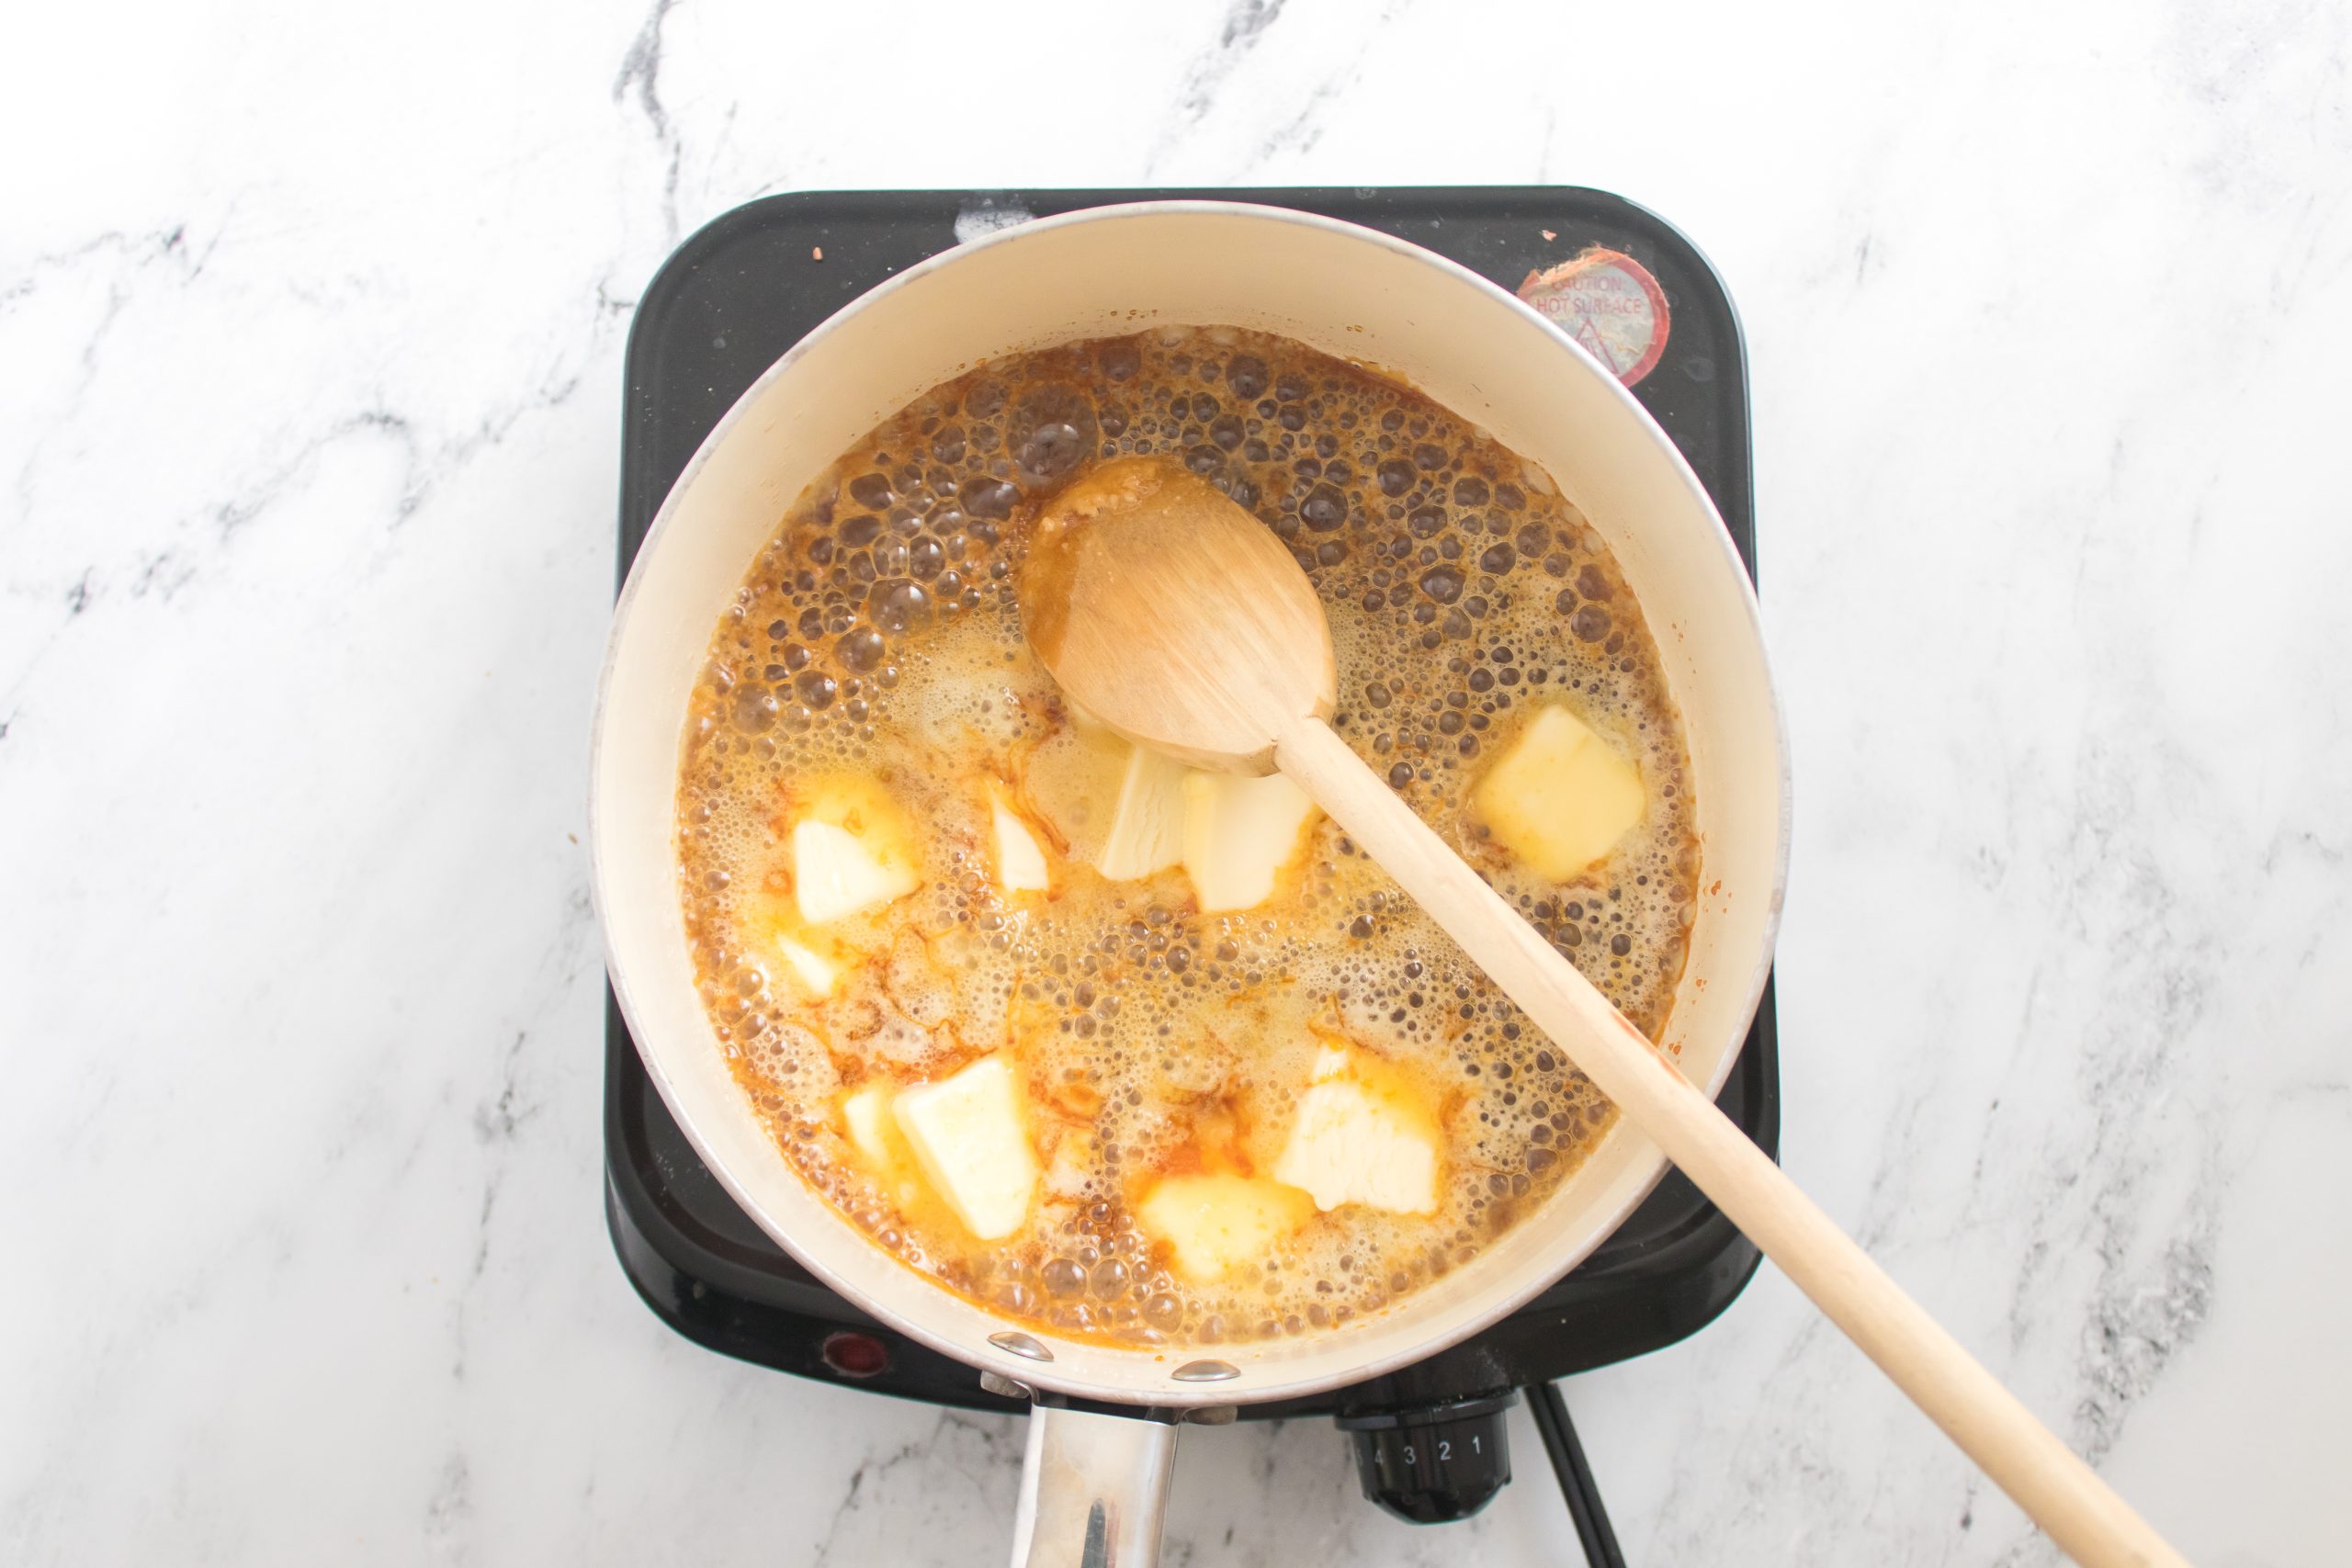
[1019,718,1131,857]
[842,1084,906,1168]
[1180,771,1318,912]
[990,792,1052,895]
[841,1083,922,1205]
[1137,1173,1313,1281]
[791,777,921,925]
[793,820,918,924]
[1272,1046,1441,1214]
[892,1056,1040,1241]
[1472,705,1644,879]
[775,934,842,998]
[1097,744,1190,879]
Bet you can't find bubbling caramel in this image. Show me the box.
[675,327,1700,1348]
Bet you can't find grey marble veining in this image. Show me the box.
[4,0,2347,1562]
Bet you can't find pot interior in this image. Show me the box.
[593,202,1787,1404]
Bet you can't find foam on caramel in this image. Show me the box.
[674,327,1699,1347]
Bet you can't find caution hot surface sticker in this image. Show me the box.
[1516,248,1670,387]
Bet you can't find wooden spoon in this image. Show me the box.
[1021,456,2187,1568]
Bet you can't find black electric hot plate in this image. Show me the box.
[606,186,1778,1529]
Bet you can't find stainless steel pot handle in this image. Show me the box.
[1007,1404,1178,1568]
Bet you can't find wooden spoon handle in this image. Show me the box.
[1273,716,2187,1568]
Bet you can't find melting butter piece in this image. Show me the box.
[1097,744,1190,879]
[793,818,916,923]
[1041,1127,1100,1203]
[775,934,842,997]
[841,1083,923,1205]
[1272,1045,1441,1214]
[989,791,1052,895]
[1019,715,1130,858]
[892,1055,1040,1241]
[790,777,921,924]
[1180,771,1318,913]
[1472,704,1644,880]
[1137,1173,1313,1281]
[842,1085,900,1167]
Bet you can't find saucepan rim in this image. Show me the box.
[591,198,1792,1405]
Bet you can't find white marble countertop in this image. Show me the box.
[6,1,2347,1563]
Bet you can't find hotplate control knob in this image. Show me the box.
[1336,1391,1516,1524]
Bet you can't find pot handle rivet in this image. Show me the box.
[990,1331,1055,1361]
[1170,1359,1239,1382]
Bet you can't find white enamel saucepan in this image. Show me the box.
[592,203,1789,1566]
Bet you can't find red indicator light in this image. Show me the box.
[821,1331,890,1379]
